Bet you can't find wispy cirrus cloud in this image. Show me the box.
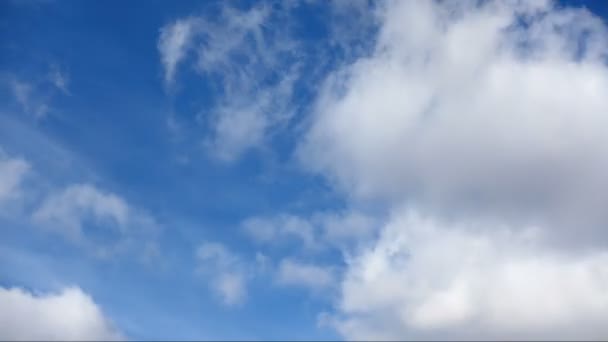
[5,65,70,119]
[48,64,70,95]
[0,144,162,260]
[276,258,335,291]
[0,149,29,204]
[31,182,161,259]
[157,3,306,162]
[158,17,197,87]
[195,241,249,307]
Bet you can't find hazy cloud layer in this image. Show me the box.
[0,150,29,203]
[196,241,249,306]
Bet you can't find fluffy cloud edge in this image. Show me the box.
[0,286,123,341]
[297,0,608,339]
[327,209,608,340]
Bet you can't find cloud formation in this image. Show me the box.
[0,145,161,259]
[157,3,307,161]
[196,241,249,306]
[301,1,608,241]
[31,183,160,258]
[9,79,49,118]
[158,18,196,86]
[242,214,317,249]
[0,150,29,203]
[276,258,335,291]
[0,286,123,341]
[33,184,129,241]
[242,210,378,253]
[297,0,608,339]
[330,210,608,340]
[6,65,71,119]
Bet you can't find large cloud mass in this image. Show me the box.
[331,210,608,340]
[299,0,608,339]
[0,286,122,341]
[301,0,608,243]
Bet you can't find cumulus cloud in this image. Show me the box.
[196,241,248,306]
[297,0,608,339]
[301,0,608,238]
[0,286,123,341]
[330,210,608,340]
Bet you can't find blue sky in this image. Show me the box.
[3,0,608,340]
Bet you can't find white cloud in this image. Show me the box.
[329,210,608,340]
[31,183,160,259]
[158,17,196,86]
[0,286,123,341]
[204,73,297,162]
[242,210,378,255]
[297,0,608,339]
[196,241,248,306]
[195,4,271,75]
[300,0,608,246]
[0,150,29,203]
[0,144,161,259]
[276,258,335,291]
[213,272,247,307]
[158,3,301,161]
[33,183,129,242]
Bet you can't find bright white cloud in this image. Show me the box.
[0,286,123,341]
[196,241,248,306]
[298,0,608,339]
[330,210,608,340]
[300,0,608,246]
[276,258,335,291]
